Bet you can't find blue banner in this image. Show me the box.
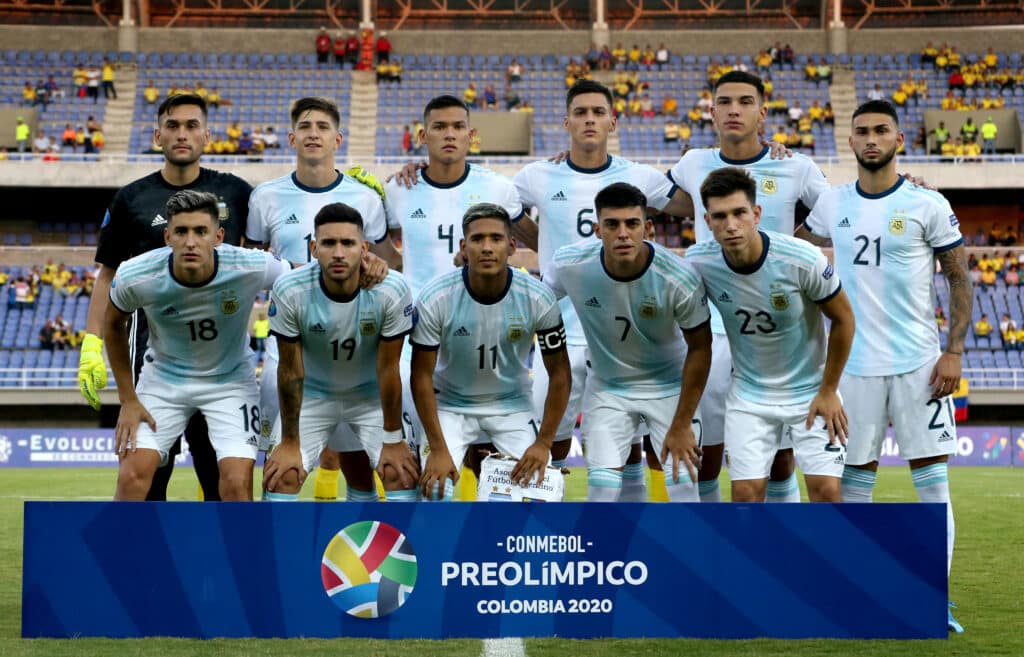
[23,502,947,639]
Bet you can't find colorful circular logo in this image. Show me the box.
[321,521,417,618]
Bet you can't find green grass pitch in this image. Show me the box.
[0,466,1020,656]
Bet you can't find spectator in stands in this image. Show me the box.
[90,127,105,152]
[315,26,331,65]
[517,100,534,114]
[797,113,812,134]
[332,31,346,68]
[598,45,612,71]
[948,46,962,70]
[968,263,982,285]
[503,85,520,110]
[806,99,824,125]
[86,65,100,104]
[822,101,834,125]
[891,86,908,107]
[143,79,159,104]
[786,127,801,148]
[402,125,412,154]
[15,116,29,153]
[375,32,392,63]
[388,59,403,85]
[655,43,669,70]
[799,129,815,154]
[262,125,279,149]
[226,121,242,145]
[39,320,55,351]
[769,41,781,64]
[21,81,35,106]
[639,93,655,118]
[755,49,773,74]
[13,277,30,309]
[207,86,223,111]
[192,81,208,100]
[506,58,523,84]
[33,79,49,110]
[948,69,965,92]
[899,75,917,105]
[935,306,948,333]
[787,100,803,127]
[411,117,425,154]
[482,84,497,110]
[376,59,389,84]
[44,74,63,100]
[101,58,116,99]
[663,118,679,143]
[930,121,950,154]
[960,117,978,143]
[611,43,626,67]
[627,95,642,118]
[237,132,253,155]
[32,130,50,154]
[1006,265,1020,287]
[463,82,478,109]
[940,90,960,111]
[584,44,600,70]
[251,310,269,355]
[1000,315,1017,350]
[816,58,832,85]
[974,313,994,345]
[912,127,926,152]
[922,42,938,68]
[980,264,997,291]
[981,116,998,155]
[60,123,76,152]
[771,124,787,145]
[915,77,929,103]
[867,84,884,101]
[627,44,642,70]
[344,32,360,67]
[780,44,794,68]
[641,45,656,69]
[1003,227,1018,246]
[660,93,678,118]
[72,63,87,97]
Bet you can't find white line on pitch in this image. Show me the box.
[482,637,527,657]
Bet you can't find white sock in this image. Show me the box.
[912,463,954,576]
[664,469,699,502]
[587,468,623,502]
[619,463,646,502]
[841,467,877,502]
[429,480,456,501]
[346,487,378,502]
[698,479,722,502]
[766,473,800,502]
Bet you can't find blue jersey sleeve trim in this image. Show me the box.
[813,282,843,304]
[108,294,131,315]
[933,237,963,254]
[510,208,526,222]
[681,317,711,334]
[269,330,300,343]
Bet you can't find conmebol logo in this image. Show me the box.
[321,521,417,618]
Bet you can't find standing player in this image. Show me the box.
[411,204,570,500]
[106,191,289,501]
[513,80,695,501]
[383,95,523,470]
[80,93,252,501]
[800,100,970,632]
[544,183,711,502]
[246,96,399,502]
[685,168,855,502]
[262,203,419,501]
[667,70,830,503]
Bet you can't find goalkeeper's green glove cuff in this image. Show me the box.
[346,165,386,202]
[78,333,108,411]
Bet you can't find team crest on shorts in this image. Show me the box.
[760,177,778,195]
[639,298,658,319]
[769,283,789,311]
[221,291,240,315]
[889,214,907,235]
[507,324,525,342]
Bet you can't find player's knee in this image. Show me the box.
[270,467,302,495]
[806,477,841,503]
[219,469,253,501]
[731,480,765,503]
[379,465,404,491]
[116,463,154,499]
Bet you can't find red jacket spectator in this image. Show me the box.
[376,33,392,63]
[315,27,331,64]
[332,34,346,67]
[345,34,360,65]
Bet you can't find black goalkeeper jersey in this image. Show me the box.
[95,168,252,268]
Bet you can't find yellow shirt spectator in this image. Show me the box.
[687,107,701,123]
[981,269,997,286]
[193,84,208,99]
[964,142,981,157]
[72,66,87,87]
[974,318,993,337]
[772,130,788,145]
[23,85,35,102]
[678,123,692,140]
[807,104,824,122]
[614,98,627,116]
[935,53,948,69]
[797,116,812,133]
[756,52,773,69]
[253,318,270,340]
[940,142,956,157]
[226,122,242,141]
[628,47,641,64]
[661,97,678,116]
[892,89,908,106]
[463,85,477,106]
[143,85,159,104]
[102,63,114,82]
[984,52,998,68]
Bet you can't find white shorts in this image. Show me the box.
[399,357,424,448]
[581,388,702,470]
[134,375,259,466]
[841,359,958,465]
[420,410,539,469]
[695,333,731,447]
[271,396,386,473]
[724,390,846,481]
[532,343,586,441]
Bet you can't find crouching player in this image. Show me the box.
[684,168,855,502]
[262,203,420,500]
[411,203,571,500]
[107,190,290,500]
[543,182,712,502]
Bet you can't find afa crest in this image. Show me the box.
[639,299,658,319]
[221,291,239,315]
[889,215,907,235]
[769,283,789,311]
[507,324,525,342]
[760,177,778,195]
[360,319,377,336]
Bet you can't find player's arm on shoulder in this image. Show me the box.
[795,221,831,247]
[662,186,695,219]
[369,234,404,272]
[510,210,539,251]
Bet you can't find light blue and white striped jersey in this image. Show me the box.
[268,266,412,400]
[384,163,523,301]
[805,176,963,377]
[246,171,388,266]
[411,267,563,415]
[110,245,289,384]
[667,146,829,334]
[685,231,841,405]
[544,240,709,398]
[514,155,674,346]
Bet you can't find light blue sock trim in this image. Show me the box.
[588,468,624,488]
[622,463,644,479]
[842,468,878,488]
[346,488,378,502]
[698,479,720,495]
[384,489,418,502]
[429,480,456,501]
[550,459,567,470]
[663,468,693,486]
[264,491,299,502]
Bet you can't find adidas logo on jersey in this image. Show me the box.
[151,214,167,226]
[410,208,427,219]
[938,430,954,443]
[311,323,326,333]
[454,326,471,337]
[584,297,601,308]
[284,213,300,225]
[838,217,851,228]
[160,306,179,316]
[717,291,732,303]
[550,191,567,201]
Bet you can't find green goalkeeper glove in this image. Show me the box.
[346,165,386,202]
[78,333,108,410]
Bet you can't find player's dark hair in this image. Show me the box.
[156,93,207,123]
[423,94,470,123]
[699,167,757,209]
[290,96,341,129]
[165,190,220,224]
[594,182,648,216]
[566,79,613,110]
[462,203,511,233]
[314,202,364,235]
[713,70,765,103]
[852,99,900,127]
